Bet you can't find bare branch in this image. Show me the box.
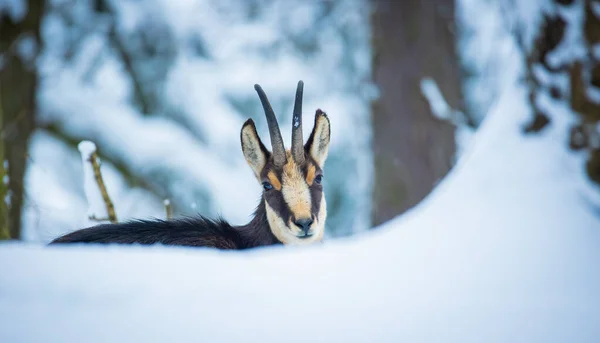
[79,141,118,224]
[88,151,118,223]
[96,0,152,115]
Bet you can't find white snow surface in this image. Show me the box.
[2,45,600,342]
[4,0,600,341]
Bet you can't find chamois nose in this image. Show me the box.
[294,218,314,234]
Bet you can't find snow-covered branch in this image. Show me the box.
[164,199,172,220]
[420,77,474,160]
[78,141,117,224]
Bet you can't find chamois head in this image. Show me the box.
[240,81,331,245]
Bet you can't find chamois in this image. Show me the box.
[50,81,331,249]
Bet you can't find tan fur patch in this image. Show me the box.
[282,152,311,220]
[267,171,282,191]
[306,164,316,185]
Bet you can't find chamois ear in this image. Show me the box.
[241,119,269,179]
[305,109,331,167]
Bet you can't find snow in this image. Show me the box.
[4,0,600,341]
[78,140,96,160]
[420,77,474,160]
[592,2,600,17]
[0,0,26,22]
[2,70,600,341]
[15,33,37,64]
[3,191,10,207]
[3,20,600,340]
[547,1,587,69]
[420,77,452,121]
[458,0,512,125]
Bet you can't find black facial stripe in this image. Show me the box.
[303,159,322,219]
[259,161,276,180]
[310,186,322,218]
[264,191,293,223]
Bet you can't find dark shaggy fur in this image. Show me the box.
[50,201,281,249]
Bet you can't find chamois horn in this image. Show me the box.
[291,80,305,164]
[254,84,287,166]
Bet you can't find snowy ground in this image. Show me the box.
[3,0,600,341]
[2,36,600,341]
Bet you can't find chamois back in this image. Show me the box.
[50,217,243,249]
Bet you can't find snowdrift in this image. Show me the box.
[1,55,600,342]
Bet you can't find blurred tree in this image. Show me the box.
[507,0,600,185]
[0,100,7,240]
[0,0,44,239]
[370,0,462,226]
[575,0,600,184]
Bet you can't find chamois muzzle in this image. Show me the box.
[294,218,314,237]
[254,84,287,167]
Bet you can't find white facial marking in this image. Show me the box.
[265,200,322,245]
[314,193,326,241]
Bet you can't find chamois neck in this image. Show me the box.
[235,199,281,248]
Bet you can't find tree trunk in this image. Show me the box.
[0,100,8,239]
[370,0,461,226]
[0,1,44,239]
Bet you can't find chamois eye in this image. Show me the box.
[315,174,323,185]
[262,182,273,191]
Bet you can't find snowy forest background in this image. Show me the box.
[2,0,600,341]
[1,0,599,243]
